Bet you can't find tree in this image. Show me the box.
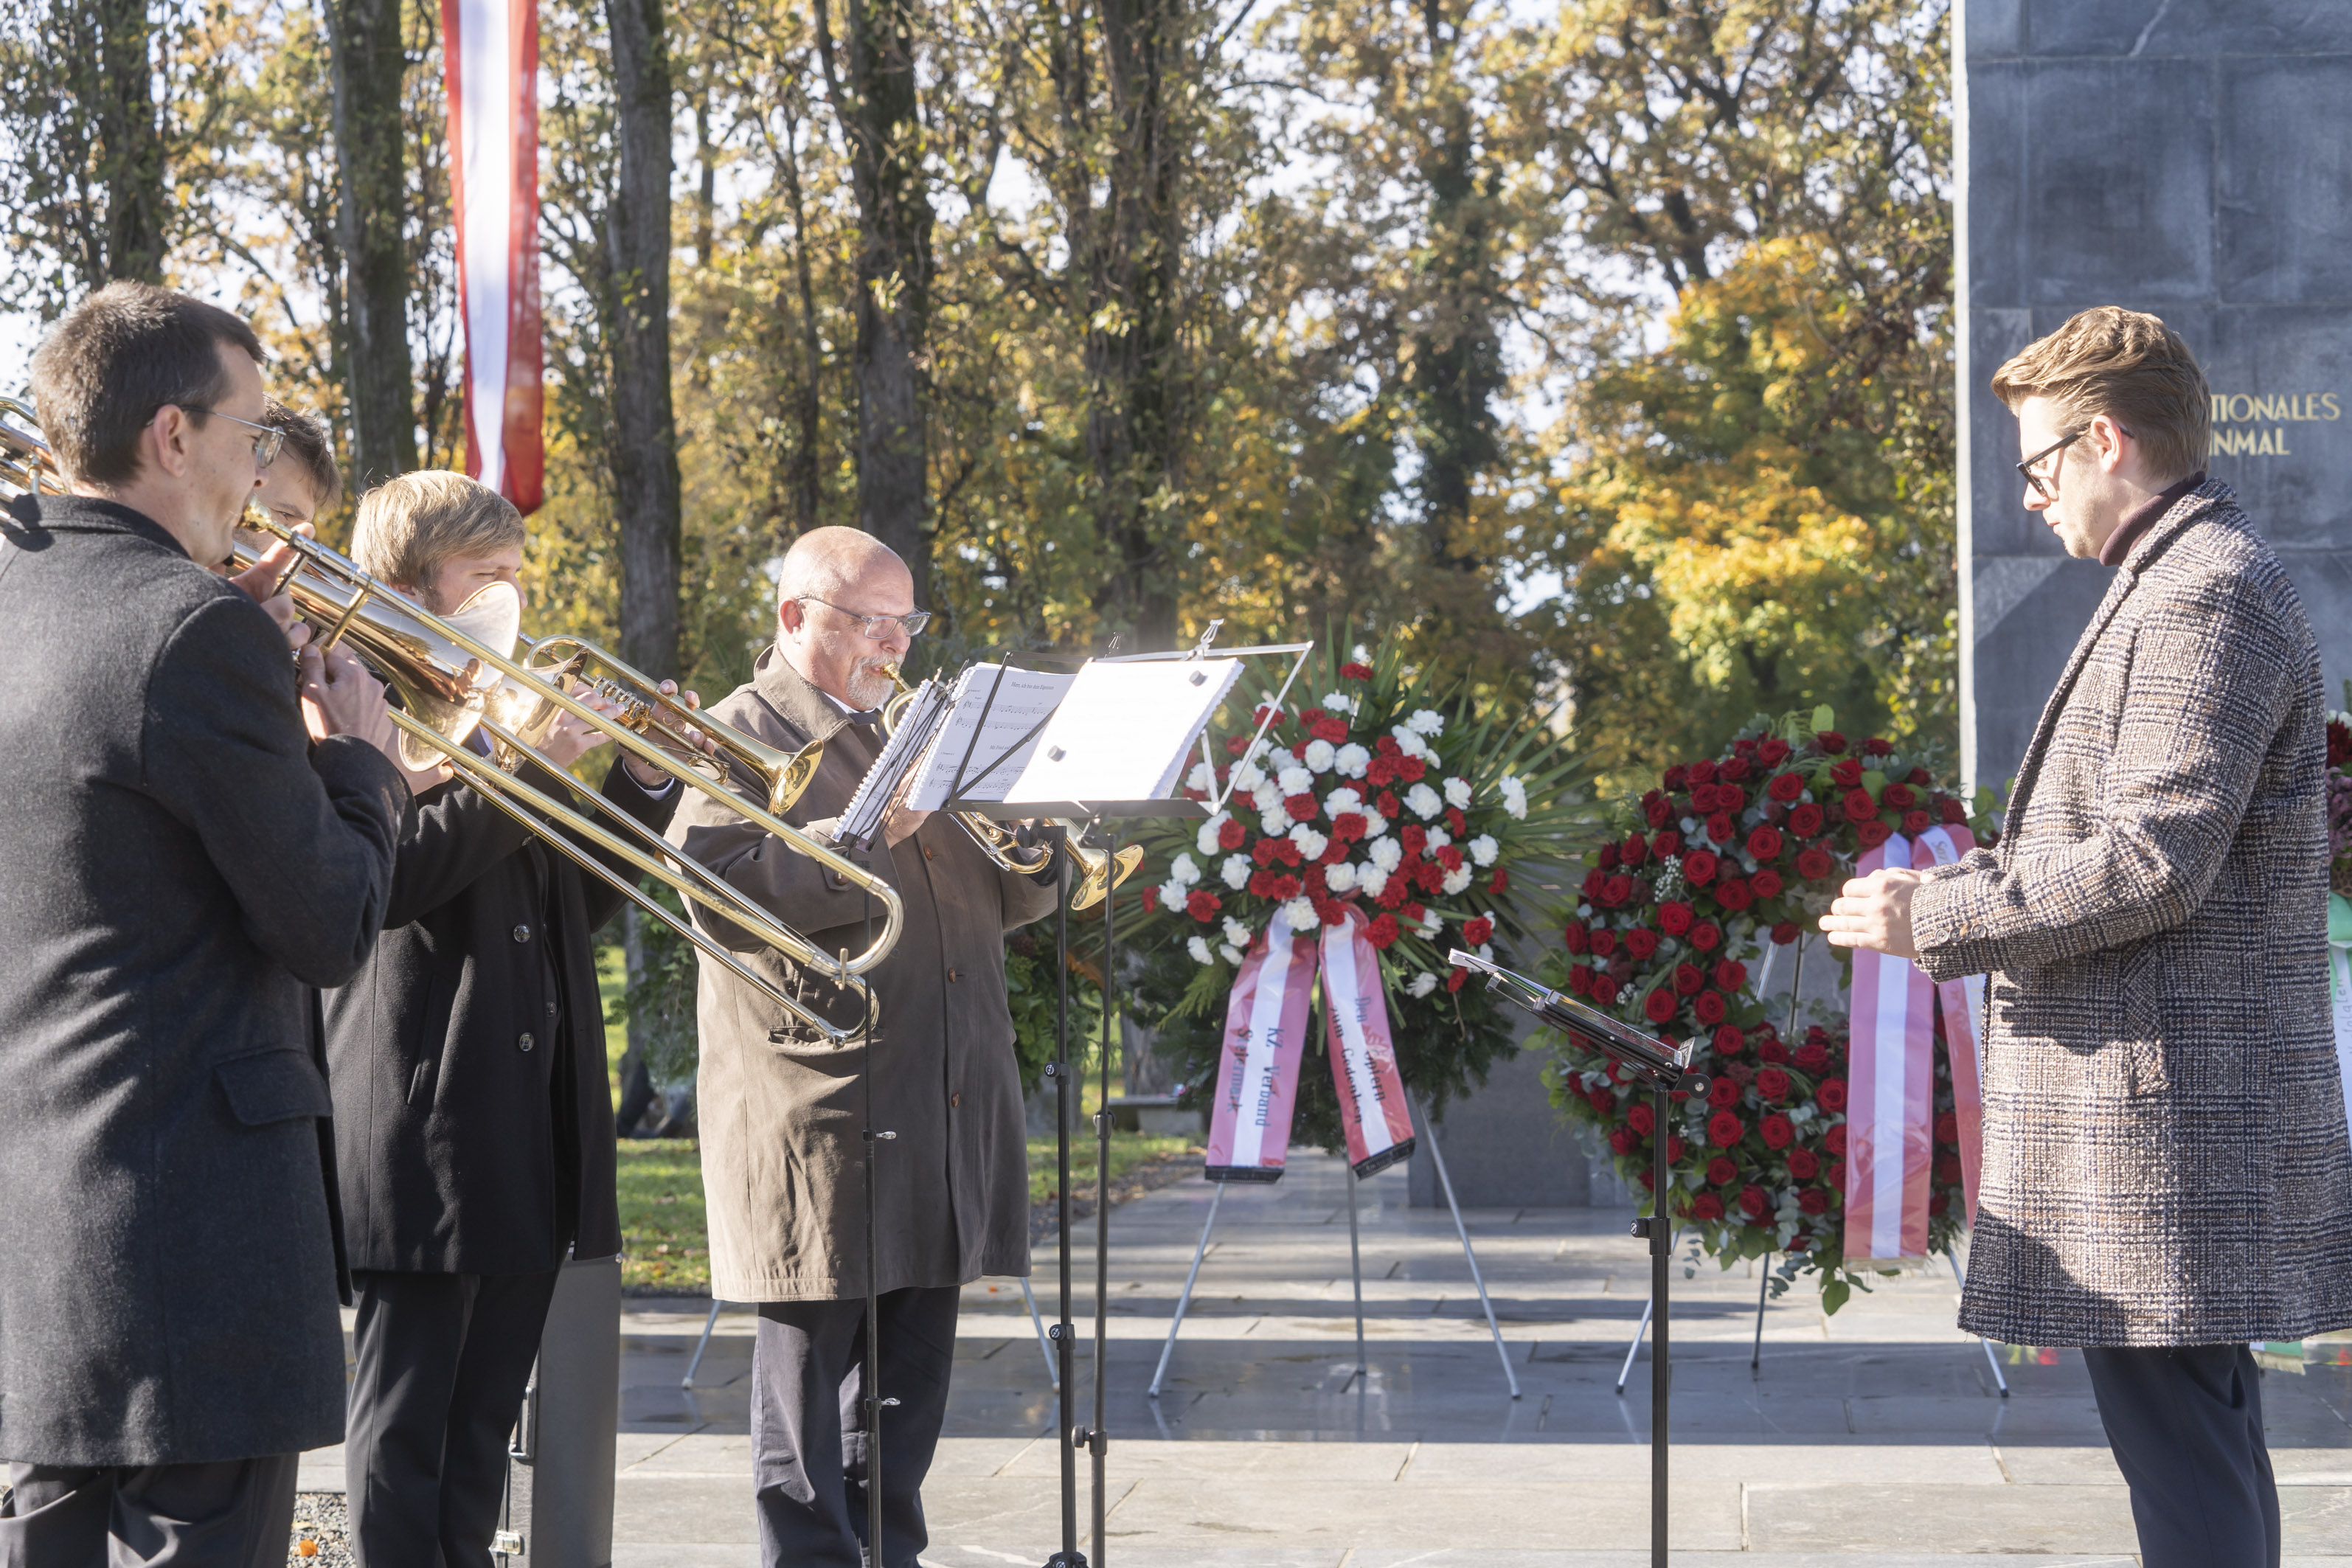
[325,0,420,487]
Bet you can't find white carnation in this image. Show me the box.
[1356,864,1390,899]
[1391,726,1432,760]
[1185,760,1216,793]
[1267,746,1298,774]
[1370,837,1404,872]
[1360,809,1388,840]
[1194,814,1229,856]
[1443,776,1473,810]
[1219,943,1246,965]
[1498,775,1527,819]
[1324,785,1364,817]
[1251,780,1281,814]
[1408,971,1440,999]
[1334,742,1371,779]
[1170,853,1202,886]
[1323,861,1359,894]
[1442,866,1474,895]
[1407,709,1446,737]
[1187,934,1215,965]
[1223,915,1253,949]
[1418,907,1444,937]
[1278,896,1318,931]
[1277,765,1314,797]
[1404,782,1444,819]
[1221,854,1252,890]
[1302,739,1336,774]
[1156,879,1186,910]
[1476,942,1494,962]
[1426,825,1451,851]
[1352,643,1372,663]
[1232,760,1268,792]
[1319,690,1356,715]
[1260,805,1291,838]
[1288,825,1328,861]
[1468,833,1499,867]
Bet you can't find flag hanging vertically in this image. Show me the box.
[442,0,543,512]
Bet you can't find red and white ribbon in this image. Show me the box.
[1844,833,1935,1265]
[1319,907,1417,1177]
[1204,908,1317,1182]
[442,0,544,512]
[1916,825,1987,1224]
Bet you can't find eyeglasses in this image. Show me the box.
[2016,430,2084,499]
[173,405,284,467]
[800,596,931,641]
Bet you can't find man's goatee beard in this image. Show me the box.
[846,664,895,709]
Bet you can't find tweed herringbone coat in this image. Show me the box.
[1912,479,2352,1347]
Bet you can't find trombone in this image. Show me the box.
[0,396,60,498]
[225,514,903,1047]
[878,663,1144,912]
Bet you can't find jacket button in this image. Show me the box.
[518,1032,535,1052]
[513,924,533,943]
[923,844,935,861]
[948,967,960,982]
[545,1001,558,1018]
[951,1092,962,1109]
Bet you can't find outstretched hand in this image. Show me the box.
[1819,867,1923,960]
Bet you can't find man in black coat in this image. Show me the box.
[0,285,406,1565]
[320,470,698,1567]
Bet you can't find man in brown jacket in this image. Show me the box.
[667,527,1057,1567]
[1827,308,2352,1567]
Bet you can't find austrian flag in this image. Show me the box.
[441,0,544,512]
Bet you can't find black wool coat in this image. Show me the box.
[324,760,678,1274]
[0,493,406,1467]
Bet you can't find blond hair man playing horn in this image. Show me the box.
[1825,308,2352,1567]
[667,527,1056,1568]
[319,471,704,1568]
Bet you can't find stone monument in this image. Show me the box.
[1959,2,2352,791]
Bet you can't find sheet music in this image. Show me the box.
[836,679,948,847]
[905,664,1076,810]
[999,659,1243,804]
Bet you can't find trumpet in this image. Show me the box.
[228,514,904,1047]
[878,663,1144,912]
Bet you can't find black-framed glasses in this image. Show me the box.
[2016,429,2084,499]
[800,596,931,641]
[175,405,284,466]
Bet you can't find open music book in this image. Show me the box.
[833,678,949,849]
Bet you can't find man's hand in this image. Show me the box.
[299,644,395,754]
[625,680,712,788]
[229,533,313,653]
[539,679,620,770]
[1820,867,1924,960]
[884,805,931,847]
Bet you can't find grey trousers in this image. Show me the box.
[751,1286,960,1568]
[0,1454,297,1568]
[2082,1342,2281,1568]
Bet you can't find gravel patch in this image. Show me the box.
[288,1490,351,1566]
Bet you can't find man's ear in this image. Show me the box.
[148,406,196,479]
[777,597,803,635]
[2092,413,2132,473]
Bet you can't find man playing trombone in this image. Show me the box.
[318,470,707,1567]
[667,526,1057,1568]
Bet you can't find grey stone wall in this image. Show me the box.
[1959,2,2352,790]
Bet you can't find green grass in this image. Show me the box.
[1024,1132,1199,1204]
[616,1139,709,1293]
[599,943,628,1109]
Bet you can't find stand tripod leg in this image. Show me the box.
[1949,1251,2009,1398]
[1020,1277,1059,1392]
[1751,1252,1771,1376]
[1089,825,1118,1568]
[1047,847,1085,1568]
[1148,1182,1224,1399]
[1418,1100,1520,1398]
[1614,1227,1680,1396]
[1649,1086,1670,1568]
[1345,1161,1367,1383]
[681,1298,722,1390]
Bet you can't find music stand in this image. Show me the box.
[1450,951,1706,1568]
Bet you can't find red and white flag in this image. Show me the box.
[1917,825,1988,1224]
[1843,833,1935,1266]
[442,0,544,512]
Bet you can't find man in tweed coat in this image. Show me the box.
[1827,307,2352,1567]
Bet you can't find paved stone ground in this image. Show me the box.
[300,1156,2352,1564]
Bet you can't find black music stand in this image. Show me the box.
[1449,952,1706,1568]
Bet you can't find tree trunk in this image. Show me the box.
[94,0,166,284]
[816,0,932,604]
[606,0,683,678]
[325,0,417,487]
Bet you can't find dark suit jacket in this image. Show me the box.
[0,493,405,1466]
[324,760,678,1274]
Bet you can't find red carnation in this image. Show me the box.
[1856,819,1893,849]
[1904,809,1932,834]
[1186,889,1222,922]
[1286,794,1319,822]
[1376,790,1400,818]
[1247,869,1276,898]
[1462,915,1494,946]
[1881,782,1917,811]
[1794,846,1834,881]
[1841,787,1877,823]
[1934,1111,1959,1145]
[1797,1188,1829,1215]
[1446,965,1467,993]
[1708,1110,1745,1148]
[1271,875,1302,902]
[1688,920,1721,952]
[1682,850,1718,886]
[1758,738,1791,766]
[1225,734,1250,757]
[1657,901,1694,936]
[1311,716,1348,743]
[1437,844,1465,873]
[1760,1113,1794,1150]
[1366,757,1397,788]
[1737,1186,1769,1221]
[1713,960,1748,992]
[1817,1077,1849,1112]
[1367,913,1401,948]
[1817,729,1848,754]
[1690,1192,1725,1221]
[1403,824,1429,856]
[1693,991,1727,1024]
[1711,1024,1745,1055]
[1715,878,1752,912]
[1766,771,1804,803]
[1396,756,1427,783]
[1825,1124,1848,1156]
[1940,797,1967,825]
[1142,885,1160,912]
[1706,1155,1738,1186]
[1489,868,1508,894]
[1627,1102,1655,1136]
[1339,660,1373,680]
[1643,988,1677,1024]
[1769,920,1798,944]
[1787,803,1825,838]
[1446,806,1468,838]
[1623,927,1659,960]
[1218,817,1247,850]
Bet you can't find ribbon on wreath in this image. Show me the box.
[1843,832,1935,1266]
[2326,892,2352,1133]
[1917,825,1988,1224]
[1204,905,1418,1182]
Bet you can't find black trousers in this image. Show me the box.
[344,1267,561,1568]
[0,1454,296,1568]
[751,1286,960,1568]
[2082,1342,2281,1568]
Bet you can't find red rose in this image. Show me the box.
[1831,757,1863,788]
[1311,716,1347,743]
[1690,1192,1725,1221]
[1645,797,1671,829]
[1760,1113,1793,1149]
[1642,988,1677,1024]
[1706,1155,1738,1186]
[1769,919,1798,944]
[1693,991,1727,1024]
[1446,965,1466,993]
[1711,1024,1745,1055]
[1620,928,1657,960]
[1937,1154,1963,1184]
[1142,885,1160,912]
[1689,783,1718,814]
[1286,794,1319,822]
[1607,873,1637,907]
[1855,819,1893,849]
[1817,1077,1849,1112]
[1682,850,1718,885]
[1586,1086,1616,1115]
[1908,767,1929,785]
[1715,878,1752,912]
[1218,816,1246,850]
[1791,1041,1829,1072]
[1666,1134,1687,1163]
[1758,738,1790,766]
[1687,758,1718,786]
[1462,915,1494,946]
[1706,812,1735,846]
[1817,730,1848,754]
[1562,922,1589,954]
[1567,965,1592,996]
[1717,784,1748,814]
[1186,889,1222,921]
[1797,1188,1829,1215]
[1621,832,1649,867]
[1934,1111,1959,1145]
[1652,829,1682,858]
[1746,825,1784,861]
[1903,809,1931,834]
[1670,962,1702,996]
[1339,661,1373,680]
[1708,1111,1745,1148]
[1737,1185,1769,1221]
[1766,771,1804,803]
[1626,1102,1655,1135]
[1707,1075,1738,1109]
[1841,786,1877,823]
[1755,1066,1789,1102]
[1367,914,1401,948]
[1825,1124,1847,1156]
[1794,846,1834,881]
[1940,797,1968,825]
[1786,802,1825,838]
[1713,960,1748,992]
[1608,1125,1634,1156]
[1751,869,1784,899]
[1688,920,1721,952]
[1881,782,1917,811]
[1589,927,1617,958]
[1589,974,1618,1005]
[1657,901,1694,935]
[1786,1147,1819,1179]
[1864,736,1892,757]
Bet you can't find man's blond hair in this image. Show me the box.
[351,470,524,589]
[1991,307,2210,485]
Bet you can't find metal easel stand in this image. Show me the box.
[1724,1248,2008,1397]
[684,1286,1056,1392]
[682,1299,726,1390]
[1042,833,1086,1568]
